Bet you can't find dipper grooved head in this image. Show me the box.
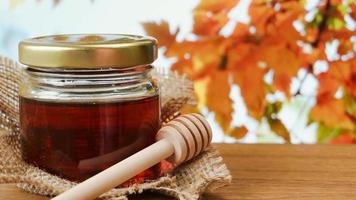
[156,113,212,164]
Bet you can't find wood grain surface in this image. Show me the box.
[1,144,356,200]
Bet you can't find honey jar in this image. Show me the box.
[18,34,161,183]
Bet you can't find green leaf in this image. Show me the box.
[337,4,348,15]
[317,123,342,143]
[265,102,283,117]
[309,12,324,28]
[327,17,345,30]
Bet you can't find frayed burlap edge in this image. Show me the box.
[0,55,231,200]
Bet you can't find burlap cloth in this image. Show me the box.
[0,55,231,200]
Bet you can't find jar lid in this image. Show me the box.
[19,34,157,69]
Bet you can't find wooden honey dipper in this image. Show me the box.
[52,113,212,200]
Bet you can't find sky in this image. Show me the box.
[0,0,199,59]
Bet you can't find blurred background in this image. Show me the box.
[0,0,355,144]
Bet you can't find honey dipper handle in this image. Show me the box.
[52,139,175,200]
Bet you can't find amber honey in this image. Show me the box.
[20,95,160,182]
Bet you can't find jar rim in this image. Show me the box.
[19,34,157,69]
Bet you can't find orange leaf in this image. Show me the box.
[305,28,319,43]
[226,43,252,66]
[346,58,356,97]
[166,37,226,58]
[229,126,248,139]
[275,1,304,28]
[228,47,267,119]
[312,60,355,130]
[317,72,340,98]
[259,45,300,96]
[311,98,354,130]
[249,1,303,47]
[231,23,250,39]
[320,29,356,43]
[299,45,326,66]
[205,71,233,131]
[260,45,300,77]
[168,38,229,79]
[330,134,356,144]
[270,119,291,143]
[249,4,274,35]
[195,0,239,13]
[338,39,354,55]
[166,41,197,58]
[328,61,352,82]
[273,74,291,96]
[193,10,229,36]
[171,58,194,77]
[143,21,177,47]
[316,61,352,99]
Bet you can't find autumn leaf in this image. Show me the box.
[311,60,355,132]
[274,1,304,28]
[249,3,275,35]
[264,102,290,142]
[228,46,267,119]
[344,93,356,121]
[193,10,229,36]
[171,58,194,77]
[194,70,233,132]
[231,23,250,39]
[316,60,354,101]
[169,38,228,79]
[319,29,356,43]
[259,46,300,96]
[311,98,354,130]
[205,70,233,131]
[346,58,356,98]
[338,39,354,55]
[317,123,342,143]
[329,61,352,81]
[317,123,337,143]
[317,72,340,98]
[330,134,356,144]
[273,74,292,96]
[225,43,252,65]
[270,119,291,143]
[166,37,227,59]
[229,126,248,139]
[193,0,237,36]
[194,0,239,13]
[299,44,326,66]
[142,21,177,47]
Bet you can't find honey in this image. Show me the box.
[20,96,160,182]
[18,34,160,183]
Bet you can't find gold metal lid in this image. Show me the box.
[19,34,157,69]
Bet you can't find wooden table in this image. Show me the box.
[1,144,356,200]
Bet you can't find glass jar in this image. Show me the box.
[18,34,161,183]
